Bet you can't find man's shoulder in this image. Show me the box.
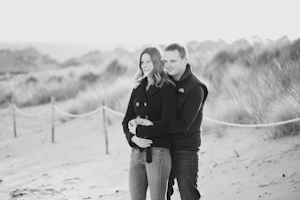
[182,74,203,90]
[184,74,208,100]
[187,73,201,84]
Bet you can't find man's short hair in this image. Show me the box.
[164,43,188,59]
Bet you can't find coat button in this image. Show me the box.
[136,102,139,107]
[144,102,147,106]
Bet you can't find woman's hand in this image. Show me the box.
[135,117,153,126]
[131,135,153,148]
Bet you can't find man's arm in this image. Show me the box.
[171,86,204,133]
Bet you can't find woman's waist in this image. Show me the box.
[138,141,171,150]
[150,136,171,146]
[132,146,170,152]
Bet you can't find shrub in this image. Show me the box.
[265,91,300,138]
[60,76,133,124]
[290,38,300,60]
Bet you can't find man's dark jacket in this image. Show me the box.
[170,64,208,151]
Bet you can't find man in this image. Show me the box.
[163,43,208,200]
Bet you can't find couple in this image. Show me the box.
[122,43,208,200]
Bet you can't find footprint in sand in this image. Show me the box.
[10,187,61,198]
[98,189,127,199]
[62,177,81,185]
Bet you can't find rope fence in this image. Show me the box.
[203,116,300,128]
[1,99,300,154]
[53,105,103,118]
[102,106,300,128]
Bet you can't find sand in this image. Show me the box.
[0,105,300,200]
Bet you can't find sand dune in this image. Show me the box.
[0,106,299,200]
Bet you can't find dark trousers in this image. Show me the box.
[167,150,201,200]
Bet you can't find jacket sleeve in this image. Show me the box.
[170,85,204,134]
[122,90,136,147]
[136,83,176,138]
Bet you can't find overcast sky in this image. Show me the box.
[0,0,299,60]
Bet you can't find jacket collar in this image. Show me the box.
[135,78,159,98]
[179,63,193,82]
[170,63,193,84]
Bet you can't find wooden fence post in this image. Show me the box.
[102,101,109,154]
[51,97,55,143]
[12,97,17,138]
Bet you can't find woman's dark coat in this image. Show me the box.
[122,78,176,150]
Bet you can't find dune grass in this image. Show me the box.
[0,65,106,107]
[1,40,299,139]
[204,43,300,138]
[60,76,132,124]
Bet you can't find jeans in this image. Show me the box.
[129,147,172,200]
[167,150,201,200]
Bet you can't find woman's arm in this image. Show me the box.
[121,90,137,146]
[122,90,153,147]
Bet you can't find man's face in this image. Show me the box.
[163,50,187,81]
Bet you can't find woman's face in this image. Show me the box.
[141,53,154,78]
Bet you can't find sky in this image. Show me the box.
[0,0,299,61]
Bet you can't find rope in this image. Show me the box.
[102,106,300,127]
[102,106,125,117]
[53,105,102,118]
[13,104,51,117]
[203,116,300,128]
[1,104,300,127]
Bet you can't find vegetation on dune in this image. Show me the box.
[0,37,299,138]
[203,38,300,138]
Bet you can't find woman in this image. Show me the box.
[122,46,176,200]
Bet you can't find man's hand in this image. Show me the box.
[131,135,153,148]
[128,119,137,135]
[135,117,153,126]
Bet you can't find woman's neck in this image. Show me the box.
[147,77,154,85]
[146,77,154,90]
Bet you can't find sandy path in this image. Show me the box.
[1,106,300,200]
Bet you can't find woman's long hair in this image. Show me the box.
[134,46,174,88]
